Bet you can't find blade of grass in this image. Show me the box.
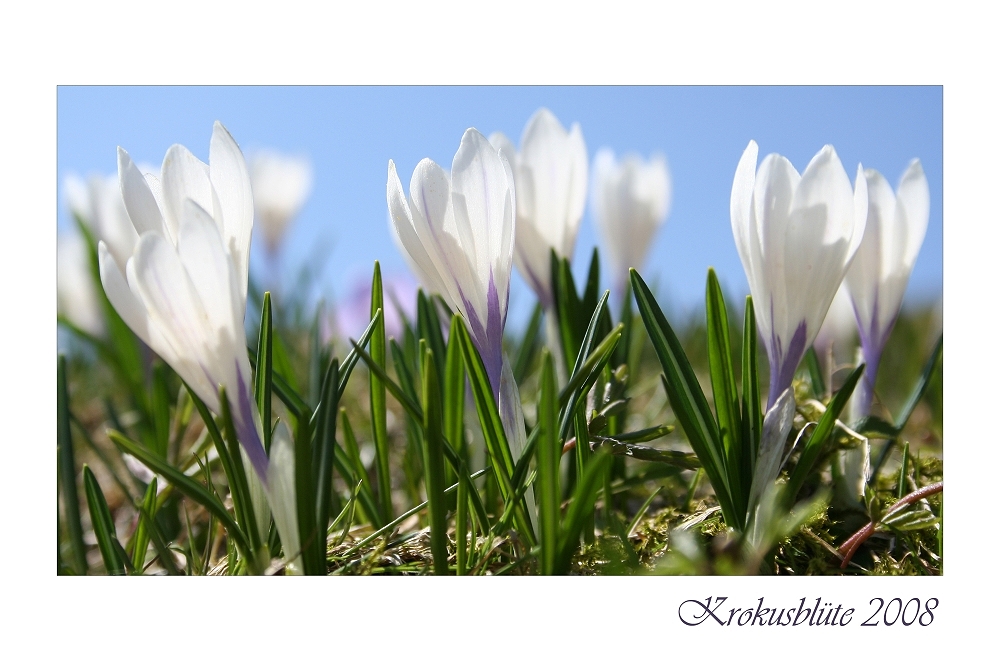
[248,347,309,418]
[130,477,158,571]
[611,425,674,444]
[418,290,447,386]
[188,387,256,548]
[293,409,322,575]
[555,449,612,574]
[218,387,261,550]
[420,342,449,575]
[453,318,535,545]
[894,334,943,430]
[705,268,745,522]
[83,465,130,576]
[57,356,87,575]
[631,268,736,526]
[369,261,392,523]
[255,292,274,453]
[108,430,253,559]
[314,358,341,541]
[537,351,560,575]
[804,346,825,400]
[741,296,762,477]
[336,468,491,560]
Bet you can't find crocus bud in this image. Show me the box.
[730,140,868,407]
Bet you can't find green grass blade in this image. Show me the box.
[108,430,253,559]
[537,351,560,575]
[293,409,322,575]
[187,387,257,547]
[705,268,745,521]
[443,322,466,450]
[351,340,424,422]
[83,465,130,576]
[552,250,582,375]
[630,268,736,526]
[803,346,825,400]
[741,296,762,478]
[255,292,274,453]
[453,317,534,544]
[248,347,310,418]
[894,334,943,430]
[611,425,674,444]
[785,363,865,503]
[369,261,392,523]
[57,356,87,575]
[218,387,261,550]
[420,343,449,575]
[314,359,341,540]
[555,449,612,574]
[581,247,601,317]
[130,477,158,571]
[418,290,447,385]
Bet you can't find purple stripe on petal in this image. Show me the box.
[459,272,505,397]
[233,359,269,485]
[768,320,807,408]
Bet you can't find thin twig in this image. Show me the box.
[838,481,943,568]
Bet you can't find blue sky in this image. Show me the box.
[57,86,942,329]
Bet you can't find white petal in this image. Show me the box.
[562,123,589,256]
[730,141,758,279]
[387,160,454,304]
[747,387,796,515]
[161,144,215,245]
[130,232,221,409]
[753,153,799,341]
[210,122,254,308]
[119,147,167,240]
[845,169,888,341]
[895,158,930,272]
[791,145,855,247]
[98,241,153,348]
[782,146,855,346]
[518,108,583,254]
[849,164,869,261]
[95,173,139,269]
[488,131,517,170]
[176,199,245,364]
[499,354,537,532]
[451,128,512,312]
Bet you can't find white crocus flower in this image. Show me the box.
[489,108,588,309]
[387,128,528,460]
[591,148,672,294]
[844,160,930,419]
[731,140,868,408]
[249,151,313,255]
[57,231,103,337]
[98,122,298,565]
